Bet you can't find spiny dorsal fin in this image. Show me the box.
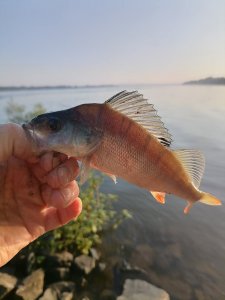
[173,149,205,189]
[105,90,172,147]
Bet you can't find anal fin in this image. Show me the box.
[151,191,166,204]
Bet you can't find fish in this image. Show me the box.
[22,90,222,213]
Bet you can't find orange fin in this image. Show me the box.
[184,201,193,214]
[199,192,221,206]
[151,191,166,204]
[184,193,221,214]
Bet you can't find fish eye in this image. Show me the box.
[48,118,62,132]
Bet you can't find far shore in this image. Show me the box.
[183,77,225,85]
[0,84,116,92]
[1,77,225,92]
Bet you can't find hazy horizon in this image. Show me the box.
[1,0,225,86]
[1,76,225,88]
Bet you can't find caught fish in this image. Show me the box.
[22,91,221,213]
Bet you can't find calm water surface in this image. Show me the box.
[0,85,225,299]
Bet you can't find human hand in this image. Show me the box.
[0,123,82,267]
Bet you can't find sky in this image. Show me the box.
[0,0,225,86]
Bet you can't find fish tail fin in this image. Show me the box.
[184,193,221,215]
[173,149,222,213]
[199,192,222,206]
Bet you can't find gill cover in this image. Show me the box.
[25,108,103,158]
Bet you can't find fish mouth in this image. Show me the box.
[22,122,34,140]
[22,122,57,157]
[22,122,45,154]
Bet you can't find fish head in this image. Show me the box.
[22,108,103,157]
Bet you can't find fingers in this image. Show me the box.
[43,197,82,231]
[40,152,68,173]
[32,153,79,188]
[46,157,79,188]
[32,152,80,211]
[41,180,79,208]
[32,152,68,182]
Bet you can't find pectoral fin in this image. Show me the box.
[104,172,117,184]
[79,157,91,185]
[150,191,166,204]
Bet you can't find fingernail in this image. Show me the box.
[58,167,70,185]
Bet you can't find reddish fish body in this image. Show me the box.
[76,103,200,202]
[23,91,221,213]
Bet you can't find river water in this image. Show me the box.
[0,85,224,299]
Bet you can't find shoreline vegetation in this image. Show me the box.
[0,84,115,91]
[183,76,225,85]
[0,77,225,91]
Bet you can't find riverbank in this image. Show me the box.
[0,248,169,300]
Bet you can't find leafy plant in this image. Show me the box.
[6,100,46,124]
[30,174,131,256]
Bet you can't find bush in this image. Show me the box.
[30,174,131,258]
[6,100,46,124]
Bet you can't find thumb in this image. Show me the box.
[0,123,36,162]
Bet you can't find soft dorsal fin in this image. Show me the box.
[105,90,172,147]
[173,149,205,189]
